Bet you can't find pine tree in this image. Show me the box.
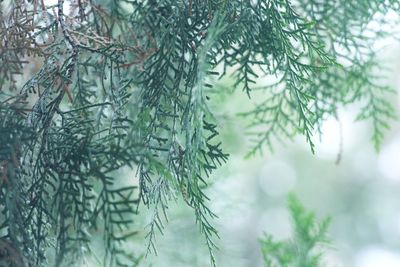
[0,0,398,266]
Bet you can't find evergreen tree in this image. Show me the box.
[0,0,398,266]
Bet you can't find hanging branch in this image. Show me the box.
[0,0,398,266]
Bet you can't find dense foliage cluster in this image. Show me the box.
[0,0,398,266]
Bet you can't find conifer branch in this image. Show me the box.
[0,1,398,266]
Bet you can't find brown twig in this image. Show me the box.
[189,0,193,16]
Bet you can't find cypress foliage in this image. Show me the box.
[260,195,331,267]
[0,0,398,266]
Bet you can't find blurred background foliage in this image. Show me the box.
[137,41,400,267]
